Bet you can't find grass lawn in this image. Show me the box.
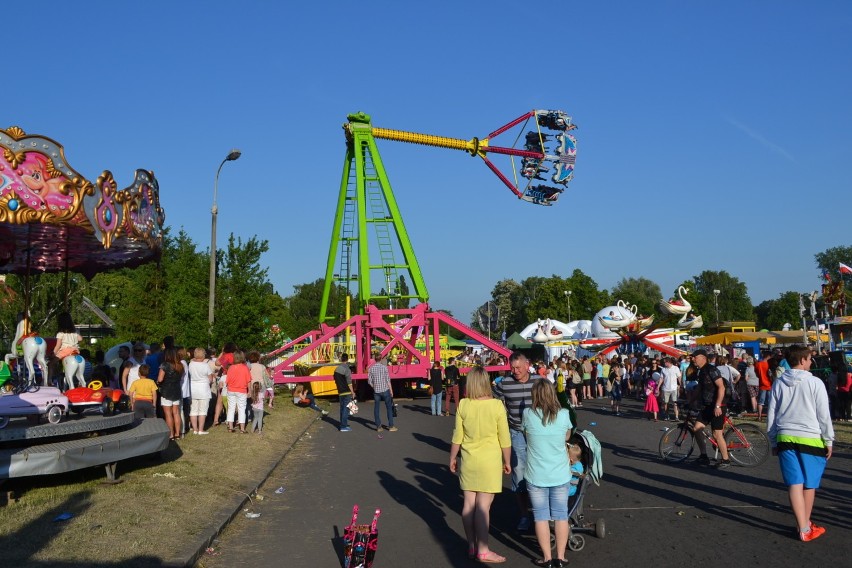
[0,392,322,566]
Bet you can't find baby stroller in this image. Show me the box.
[565,429,605,551]
[344,505,380,568]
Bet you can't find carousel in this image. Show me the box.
[0,125,169,483]
[580,287,702,357]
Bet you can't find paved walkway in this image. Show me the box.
[198,396,851,567]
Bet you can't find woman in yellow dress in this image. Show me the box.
[449,367,512,563]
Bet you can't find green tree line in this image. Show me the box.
[1,239,848,355]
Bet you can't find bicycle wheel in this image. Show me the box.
[725,423,770,466]
[659,424,695,463]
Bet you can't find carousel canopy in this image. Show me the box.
[0,126,164,278]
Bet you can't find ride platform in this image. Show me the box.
[0,414,169,483]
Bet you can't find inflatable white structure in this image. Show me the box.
[519,318,593,343]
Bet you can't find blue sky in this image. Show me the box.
[13,1,851,323]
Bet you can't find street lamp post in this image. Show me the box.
[208,149,242,336]
[713,289,720,329]
[564,290,572,323]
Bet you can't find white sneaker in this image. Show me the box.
[321,410,329,416]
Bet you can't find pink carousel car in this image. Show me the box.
[0,386,69,429]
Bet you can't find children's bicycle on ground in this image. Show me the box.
[658,411,770,466]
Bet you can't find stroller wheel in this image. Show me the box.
[595,518,606,539]
[568,534,585,552]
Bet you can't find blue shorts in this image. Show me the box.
[510,429,527,492]
[527,481,570,522]
[758,389,770,406]
[778,449,827,489]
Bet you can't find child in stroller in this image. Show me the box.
[564,429,606,552]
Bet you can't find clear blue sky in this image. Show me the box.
[14,1,851,323]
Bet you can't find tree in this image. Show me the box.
[479,269,609,334]
[815,245,852,280]
[280,278,349,339]
[610,277,662,317]
[160,230,210,348]
[490,279,522,334]
[672,271,753,329]
[212,234,270,348]
[757,291,803,331]
[564,269,610,322]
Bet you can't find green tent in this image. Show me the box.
[506,332,533,349]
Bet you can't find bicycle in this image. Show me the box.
[658,411,770,466]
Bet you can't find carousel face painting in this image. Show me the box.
[0,151,74,215]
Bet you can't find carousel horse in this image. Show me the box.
[61,353,86,391]
[7,316,49,386]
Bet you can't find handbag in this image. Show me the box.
[428,386,434,396]
[392,403,398,417]
[347,400,359,415]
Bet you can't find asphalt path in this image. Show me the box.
[198,395,851,567]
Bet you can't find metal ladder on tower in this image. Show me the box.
[362,140,400,305]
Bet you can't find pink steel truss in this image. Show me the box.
[267,304,511,383]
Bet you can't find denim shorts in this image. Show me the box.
[510,429,527,492]
[527,481,570,522]
[758,389,770,406]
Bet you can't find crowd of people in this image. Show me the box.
[440,342,839,563]
[3,311,278,441]
[114,340,276,438]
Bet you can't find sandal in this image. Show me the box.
[477,551,506,564]
[468,545,476,559]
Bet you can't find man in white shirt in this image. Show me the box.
[660,357,682,421]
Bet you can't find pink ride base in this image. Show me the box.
[267,304,510,383]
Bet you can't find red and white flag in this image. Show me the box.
[840,262,852,275]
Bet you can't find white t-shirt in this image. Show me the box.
[124,358,142,392]
[188,359,213,399]
[660,365,681,392]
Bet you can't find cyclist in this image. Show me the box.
[691,349,731,468]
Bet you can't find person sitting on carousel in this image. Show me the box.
[54,311,82,365]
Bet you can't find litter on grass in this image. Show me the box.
[275,487,286,494]
[246,512,262,519]
[53,512,74,522]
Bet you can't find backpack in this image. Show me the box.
[571,370,582,385]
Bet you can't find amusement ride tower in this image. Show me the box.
[268,110,579,384]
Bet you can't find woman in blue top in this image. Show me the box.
[522,379,573,568]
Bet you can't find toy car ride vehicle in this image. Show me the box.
[0,386,69,428]
[65,381,130,416]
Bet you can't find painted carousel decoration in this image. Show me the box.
[1,125,164,387]
[0,125,164,277]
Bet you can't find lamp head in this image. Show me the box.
[226,149,242,161]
